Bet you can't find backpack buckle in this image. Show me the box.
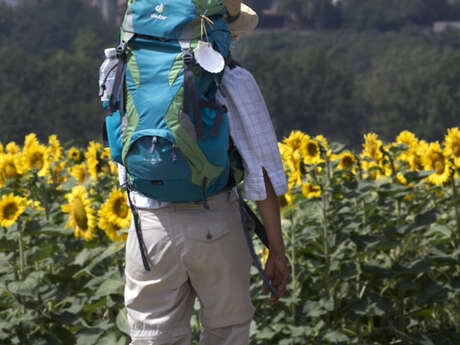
[182,49,194,65]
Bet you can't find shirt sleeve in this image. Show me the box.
[217,66,289,201]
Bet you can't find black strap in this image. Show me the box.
[109,54,127,113]
[126,187,151,271]
[236,189,279,299]
[241,201,270,248]
[182,49,205,139]
[199,100,227,137]
[109,34,134,113]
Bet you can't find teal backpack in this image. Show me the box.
[99,0,279,297]
[101,0,239,206]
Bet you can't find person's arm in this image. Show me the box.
[256,168,289,305]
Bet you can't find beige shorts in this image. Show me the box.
[124,189,254,343]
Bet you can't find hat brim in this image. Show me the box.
[228,3,258,37]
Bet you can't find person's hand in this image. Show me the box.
[263,251,288,306]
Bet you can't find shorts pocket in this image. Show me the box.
[183,214,233,242]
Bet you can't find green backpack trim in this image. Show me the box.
[164,87,224,187]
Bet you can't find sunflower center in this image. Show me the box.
[3,202,18,220]
[72,197,88,230]
[30,152,44,169]
[307,142,318,157]
[342,156,353,168]
[434,159,445,174]
[113,197,129,218]
[4,163,17,179]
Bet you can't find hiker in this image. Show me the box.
[100,0,289,344]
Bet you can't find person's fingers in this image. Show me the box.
[272,260,289,299]
[263,260,274,293]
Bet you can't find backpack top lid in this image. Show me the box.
[122,0,226,39]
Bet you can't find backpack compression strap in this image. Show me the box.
[109,32,135,114]
[180,40,206,140]
[199,100,227,137]
[125,183,151,271]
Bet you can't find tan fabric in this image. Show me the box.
[222,1,259,36]
[125,189,254,344]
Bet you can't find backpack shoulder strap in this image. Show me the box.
[109,32,135,114]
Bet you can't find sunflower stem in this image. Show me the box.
[450,175,460,244]
[17,223,25,280]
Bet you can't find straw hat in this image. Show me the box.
[223,0,259,37]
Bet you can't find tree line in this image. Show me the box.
[0,0,460,147]
[276,0,460,31]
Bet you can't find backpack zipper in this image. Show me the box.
[150,136,158,154]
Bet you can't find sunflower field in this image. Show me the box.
[1,129,460,344]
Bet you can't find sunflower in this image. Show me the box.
[6,141,20,154]
[68,147,82,162]
[100,188,131,228]
[47,134,62,162]
[395,172,408,186]
[361,133,383,162]
[444,127,460,167]
[98,188,131,242]
[300,138,322,165]
[282,191,294,206]
[0,142,3,154]
[70,163,87,184]
[27,199,44,212]
[422,142,451,186]
[98,215,128,242]
[108,160,118,175]
[61,186,97,241]
[24,133,39,149]
[288,171,302,189]
[0,153,22,187]
[406,140,428,171]
[48,161,67,185]
[280,143,303,185]
[85,141,103,179]
[314,134,332,158]
[22,140,50,177]
[362,161,383,180]
[302,182,322,198]
[395,130,418,153]
[0,193,27,227]
[282,130,309,152]
[101,147,111,160]
[337,151,356,171]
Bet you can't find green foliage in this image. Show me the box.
[0,172,129,345]
[276,0,342,29]
[234,35,363,145]
[342,0,451,30]
[233,30,460,147]
[275,0,454,30]
[248,142,460,344]
[0,0,117,145]
[1,135,460,344]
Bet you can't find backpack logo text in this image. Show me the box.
[151,3,167,20]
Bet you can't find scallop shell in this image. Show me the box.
[194,41,225,74]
